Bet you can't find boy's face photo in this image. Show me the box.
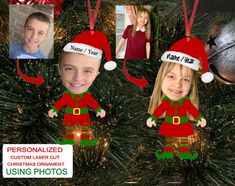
[59,53,100,94]
[24,18,49,51]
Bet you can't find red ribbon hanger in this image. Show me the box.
[182,0,199,37]
[87,0,101,30]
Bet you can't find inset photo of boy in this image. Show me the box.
[9,5,54,59]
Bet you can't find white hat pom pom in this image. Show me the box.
[104,61,117,71]
[201,72,214,83]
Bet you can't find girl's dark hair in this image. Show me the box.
[24,12,50,27]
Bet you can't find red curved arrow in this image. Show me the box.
[123,58,149,88]
[16,59,44,87]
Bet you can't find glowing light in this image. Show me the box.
[17,107,23,114]
[54,27,67,41]
[104,141,109,148]
[76,131,81,137]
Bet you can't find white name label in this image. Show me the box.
[70,45,99,56]
[166,53,195,64]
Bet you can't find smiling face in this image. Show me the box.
[137,11,149,28]
[59,53,100,94]
[161,64,192,101]
[23,18,49,53]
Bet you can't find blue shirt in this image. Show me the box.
[9,43,47,59]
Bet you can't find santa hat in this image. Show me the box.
[63,30,117,71]
[161,37,214,83]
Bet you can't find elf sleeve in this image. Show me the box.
[52,93,69,113]
[85,93,102,113]
[185,100,202,121]
[149,100,168,121]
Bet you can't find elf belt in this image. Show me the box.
[65,108,88,115]
[165,116,188,125]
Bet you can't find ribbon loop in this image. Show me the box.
[182,0,199,37]
[87,0,102,30]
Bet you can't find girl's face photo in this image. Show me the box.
[161,64,192,101]
[24,18,49,51]
[137,11,149,28]
[59,53,100,95]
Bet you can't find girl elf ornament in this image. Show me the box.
[146,0,214,160]
[48,0,116,146]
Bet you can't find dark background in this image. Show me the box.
[0,0,234,185]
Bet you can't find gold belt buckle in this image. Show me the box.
[173,116,180,125]
[73,108,80,115]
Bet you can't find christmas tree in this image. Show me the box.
[0,0,234,185]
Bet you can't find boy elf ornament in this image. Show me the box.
[48,0,116,145]
[146,0,214,160]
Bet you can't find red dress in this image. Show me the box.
[122,25,150,59]
[150,96,202,137]
[52,90,101,127]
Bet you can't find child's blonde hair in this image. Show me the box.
[148,62,199,120]
[132,7,151,40]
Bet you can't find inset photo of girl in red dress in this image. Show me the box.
[116,5,152,60]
